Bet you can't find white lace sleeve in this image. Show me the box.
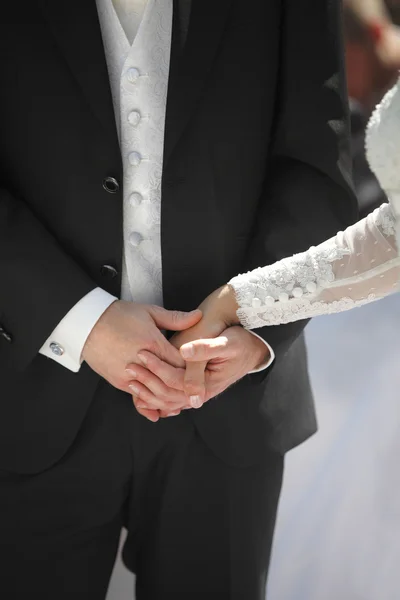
[229,203,400,328]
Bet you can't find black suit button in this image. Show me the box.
[100,264,118,279]
[103,177,120,194]
[0,326,12,343]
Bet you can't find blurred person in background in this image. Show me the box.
[344,0,400,217]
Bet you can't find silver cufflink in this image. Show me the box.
[50,342,65,357]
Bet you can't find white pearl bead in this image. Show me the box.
[292,287,303,298]
[251,297,262,308]
[279,292,289,303]
[264,296,275,307]
[306,281,317,293]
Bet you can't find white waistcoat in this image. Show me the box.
[96,0,173,305]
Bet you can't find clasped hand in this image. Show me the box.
[82,285,269,423]
[125,287,269,422]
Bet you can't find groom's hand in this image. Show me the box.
[127,326,268,417]
[82,300,202,421]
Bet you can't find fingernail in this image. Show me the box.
[129,384,140,396]
[167,411,180,417]
[181,344,194,359]
[137,353,147,365]
[190,395,203,409]
[125,369,137,378]
[137,404,147,409]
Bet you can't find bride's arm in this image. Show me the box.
[226,202,399,328]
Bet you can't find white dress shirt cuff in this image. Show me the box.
[247,330,275,373]
[39,288,118,372]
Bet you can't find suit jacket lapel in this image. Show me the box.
[164,0,232,165]
[37,0,119,149]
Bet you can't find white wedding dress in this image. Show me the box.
[229,81,400,329]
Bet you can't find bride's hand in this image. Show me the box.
[171,284,240,347]
[185,284,239,335]
[169,284,240,408]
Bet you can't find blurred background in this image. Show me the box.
[107,1,400,597]
[268,3,400,598]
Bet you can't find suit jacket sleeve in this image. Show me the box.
[242,0,359,367]
[0,187,98,371]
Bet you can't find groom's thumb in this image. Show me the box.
[149,306,202,331]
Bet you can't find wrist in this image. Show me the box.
[249,331,271,370]
[81,299,120,362]
[206,284,240,327]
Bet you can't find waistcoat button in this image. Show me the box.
[126,67,140,83]
[128,111,141,126]
[129,192,143,207]
[129,232,143,247]
[128,152,142,167]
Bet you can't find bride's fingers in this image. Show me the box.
[183,361,207,408]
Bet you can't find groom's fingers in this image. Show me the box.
[183,361,207,408]
[133,401,160,423]
[129,380,185,411]
[180,336,231,362]
[125,363,188,405]
[149,306,202,332]
[136,351,185,391]
[156,332,187,368]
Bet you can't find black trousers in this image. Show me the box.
[0,381,284,600]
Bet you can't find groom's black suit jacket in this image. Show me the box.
[0,0,358,473]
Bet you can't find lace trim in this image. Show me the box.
[236,294,379,329]
[365,83,400,192]
[373,202,396,237]
[229,200,399,329]
[230,238,349,311]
